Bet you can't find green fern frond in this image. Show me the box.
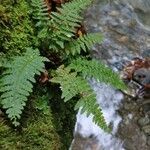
[50,65,108,131]
[0,53,7,68]
[31,0,94,51]
[65,33,103,55]
[49,0,93,50]
[68,58,127,90]
[31,0,49,27]
[0,48,48,126]
[31,0,50,40]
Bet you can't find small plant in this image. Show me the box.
[0,48,48,125]
[0,0,126,131]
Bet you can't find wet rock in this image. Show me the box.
[117,36,129,43]
[120,0,150,13]
[142,125,150,135]
[123,133,147,150]
[138,116,150,127]
[109,10,120,17]
[124,103,136,110]
[147,136,150,146]
[71,134,101,150]
[71,0,150,149]
[118,120,148,150]
[142,49,150,58]
[142,100,150,114]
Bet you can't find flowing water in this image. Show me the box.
[70,0,150,150]
[70,81,125,150]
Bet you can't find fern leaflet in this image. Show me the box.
[31,0,49,27]
[65,33,103,55]
[0,48,48,126]
[31,0,50,40]
[42,0,93,50]
[68,58,127,90]
[50,65,109,131]
[31,0,98,53]
[0,53,7,68]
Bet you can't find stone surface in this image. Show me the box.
[147,136,150,146]
[71,0,150,149]
[71,134,101,150]
[143,125,150,135]
[138,115,150,127]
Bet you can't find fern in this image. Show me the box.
[50,58,126,130]
[29,0,126,131]
[50,0,92,39]
[68,58,127,90]
[31,0,94,51]
[0,0,126,131]
[65,33,103,55]
[0,48,48,126]
[50,65,109,131]
[31,0,50,41]
[0,53,7,68]
[31,0,49,27]
[31,0,102,56]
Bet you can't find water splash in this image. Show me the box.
[71,80,125,150]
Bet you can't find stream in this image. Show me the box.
[70,0,150,150]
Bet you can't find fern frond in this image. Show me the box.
[31,0,50,27]
[0,53,7,68]
[0,48,48,126]
[68,58,127,90]
[31,0,94,51]
[31,0,50,40]
[65,33,103,55]
[50,65,108,131]
[49,0,93,50]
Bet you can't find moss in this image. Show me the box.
[32,85,76,149]
[51,99,76,149]
[48,85,76,149]
[0,0,36,56]
[0,108,62,150]
[0,85,76,150]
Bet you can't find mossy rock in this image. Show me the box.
[0,109,62,150]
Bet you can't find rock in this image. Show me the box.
[109,10,120,16]
[142,49,150,58]
[118,122,148,150]
[117,36,129,43]
[138,116,150,127]
[120,0,150,13]
[124,103,136,110]
[142,125,150,135]
[142,102,150,114]
[71,134,101,150]
[82,0,150,149]
[147,136,150,146]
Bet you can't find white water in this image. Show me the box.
[71,80,125,150]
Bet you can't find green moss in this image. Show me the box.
[32,85,76,149]
[0,108,62,150]
[0,0,36,56]
[22,113,62,150]
[48,85,76,149]
[51,100,76,149]
[0,85,75,150]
